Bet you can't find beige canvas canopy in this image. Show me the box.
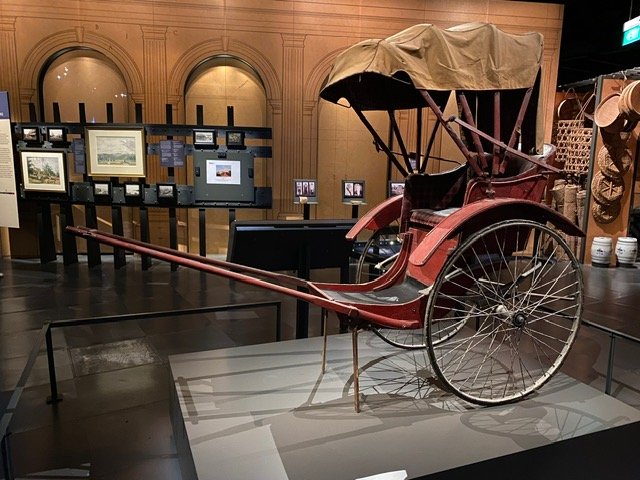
[320,22,543,110]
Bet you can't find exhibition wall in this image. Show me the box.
[0,0,564,256]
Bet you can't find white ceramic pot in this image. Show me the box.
[591,236,612,267]
[615,237,637,267]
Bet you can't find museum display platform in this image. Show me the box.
[169,332,640,480]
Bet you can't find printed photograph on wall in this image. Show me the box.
[193,129,217,147]
[93,182,111,196]
[206,159,241,185]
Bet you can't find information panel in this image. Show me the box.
[0,91,19,228]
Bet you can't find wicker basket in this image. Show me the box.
[556,119,593,174]
[592,198,621,224]
[597,145,632,177]
[591,171,624,205]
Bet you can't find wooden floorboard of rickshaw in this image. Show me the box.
[1,258,640,479]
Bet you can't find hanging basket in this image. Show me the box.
[556,120,593,173]
[619,80,640,121]
[556,93,595,174]
[591,170,624,205]
[597,145,632,177]
[594,93,626,132]
[592,198,621,224]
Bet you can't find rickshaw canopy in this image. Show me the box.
[320,22,543,110]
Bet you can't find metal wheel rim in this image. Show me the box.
[425,219,583,405]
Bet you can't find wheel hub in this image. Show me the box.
[495,305,527,328]
[512,312,527,328]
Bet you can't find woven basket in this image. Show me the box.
[563,184,579,225]
[594,93,625,132]
[597,145,632,177]
[556,119,593,173]
[592,198,621,224]
[591,171,624,205]
[620,80,640,121]
[576,189,586,229]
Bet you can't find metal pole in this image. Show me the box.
[45,325,62,404]
[352,328,360,413]
[605,334,617,395]
[321,309,328,374]
[276,302,282,342]
[1,432,13,480]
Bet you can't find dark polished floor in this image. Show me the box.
[1,255,640,479]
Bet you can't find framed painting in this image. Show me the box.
[86,127,146,177]
[193,129,217,149]
[20,150,67,193]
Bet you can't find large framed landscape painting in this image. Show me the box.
[20,150,67,193]
[86,127,146,177]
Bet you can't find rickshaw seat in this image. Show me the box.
[399,164,468,232]
[406,148,553,229]
[409,207,460,228]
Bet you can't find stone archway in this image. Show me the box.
[19,27,143,119]
[168,37,282,119]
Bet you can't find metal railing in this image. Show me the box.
[1,300,281,480]
[581,319,640,395]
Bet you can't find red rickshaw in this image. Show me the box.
[70,22,584,411]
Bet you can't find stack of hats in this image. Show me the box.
[591,136,631,224]
[591,82,640,224]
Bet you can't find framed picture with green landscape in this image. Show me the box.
[20,149,67,193]
[86,127,146,177]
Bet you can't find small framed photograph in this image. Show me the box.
[293,178,318,204]
[93,181,111,197]
[157,183,176,199]
[389,181,405,197]
[46,127,67,144]
[20,150,67,193]
[342,179,365,203]
[21,127,40,143]
[193,129,217,149]
[225,130,245,149]
[124,183,141,197]
[85,127,146,178]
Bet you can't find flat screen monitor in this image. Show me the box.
[227,219,356,271]
[193,150,255,204]
[293,179,318,204]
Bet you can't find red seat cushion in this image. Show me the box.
[409,207,460,227]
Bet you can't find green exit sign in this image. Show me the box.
[623,16,640,46]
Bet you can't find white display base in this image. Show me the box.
[170,333,640,480]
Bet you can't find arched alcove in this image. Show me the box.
[41,48,130,123]
[184,55,269,254]
[184,55,266,126]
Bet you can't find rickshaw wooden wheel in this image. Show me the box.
[425,219,583,405]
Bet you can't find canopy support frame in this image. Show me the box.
[354,107,409,177]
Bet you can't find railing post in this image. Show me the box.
[45,325,62,404]
[276,302,282,341]
[1,431,14,480]
[605,334,617,395]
